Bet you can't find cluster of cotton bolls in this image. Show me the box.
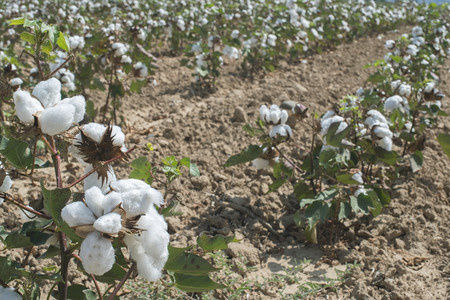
[61,179,169,280]
[365,110,393,151]
[49,51,77,91]
[259,104,292,139]
[13,78,85,136]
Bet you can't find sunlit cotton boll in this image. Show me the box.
[365,110,388,128]
[13,91,44,124]
[231,29,239,39]
[10,77,23,87]
[385,39,395,50]
[269,124,292,138]
[376,136,392,151]
[0,286,21,300]
[38,103,75,136]
[111,42,128,57]
[133,62,148,77]
[83,165,117,193]
[384,95,408,113]
[352,172,364,184]
[32,78,61,108]
[80,231,115,275]
[267,34,277,47]
[252,158,270,169]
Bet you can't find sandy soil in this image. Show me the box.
[1,27,449,299]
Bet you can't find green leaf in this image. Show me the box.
[294,181,315,201]
[374,147,398,166]
[41,23,57,44]
[267,177,286,193]
[39,245,60,259]
[130,79,147,94]
[0,136,50,169]
[179,157,200,177]
[42,39,53,55]
[111,83,125,98]
[367,73,386,84]
[336,173,360,185]
[373,187,391,206]
[20,32,36,44]
[92,78,106,91]
[129,156,153,184]
[174,273,225,292]
[197,233,238,252]
[164,246,219,275]
[224,145,264,167]
[160,201,183,217]
[399,131,414,142]
[304,201,331,226]
[338,202,351,220]
[41,183,80,242]
[326,121,352,147]
[3,231,34,248]
[57,32,70,52]
[409,151,423,173]
[23,18,39,28]
[437,133,450,158]
[67,284,96,300]
[9,18,25,25]
[0,256,22,282]
[300,188,338,208]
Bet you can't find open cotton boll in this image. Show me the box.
[133,244,162,281]
[373,125,393,139]
[32,78,61,108]
[111,125,125,146]
[0,286,22,300]
[259,105,269,122]
[13,91,44,124]
[39,103,75,136]
[10,77,23,87]
[59,95,86,124]
[61,201,96,227]
[365,110,388,128]
[384,95,402,112]
[377,136,393,151]
[80,231,115,275]
[252,158,270,169]
[85,186,106,217]
[137,211,169,267]
[84,165,116,194]
[0,175,12,192]
[320,115,344,136]
[352,172,364,184]
[78,123,106,143]
[93,212,122,234]
[270,124,292,138]
[110,178,164,208]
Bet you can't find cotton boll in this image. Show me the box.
[259,105,269,122]
[352,172,364,184]
[270,124,292,138]
[0,175,12,192]
[373,125,393,139]
[59,95,86,124]
[384,95,402,112]
[111,126,125,146]
[39,103,75,135]
[80,231,115,275]
[320,115,344,136]
[93,212,122,234]
[84,165,116,194]
[365,110,388,128]
[32,78,61,108]
[376,136,392,151]
[134,249,162,281]
[61,201,96,227]
[10,77,23,87]
[80,123,105,143]
[13,91,44,124]
[0,286,22,300]
[252,158,270,169]
[121,55,132,64]
[280,110,288,124]
[85,186,106,217]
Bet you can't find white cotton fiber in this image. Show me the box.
[0,286,22,300]
[61,201,96,227]
[384,95,402,112]
[39,104,75,136]
[320,115,344,136]
[0,175,12,192]
[252,158,270,169]
[13,91,44,124]
[83,165,116,194]
[111,125,125,146]
[80,231,115,275]
[93,212,122,234]
[102,191,123,215]
[59,95,86,124]
[32,78,61,108]
[84,186,106,217]
[377,136,393,151]
[80,123,107,143]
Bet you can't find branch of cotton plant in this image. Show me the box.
[106,263,136,300]
[64,145,137,189]
[72,254,104,300]
[50,137,63,189]
[4,194,51,219]
[46,55,74,80]
[273,144,303,174]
